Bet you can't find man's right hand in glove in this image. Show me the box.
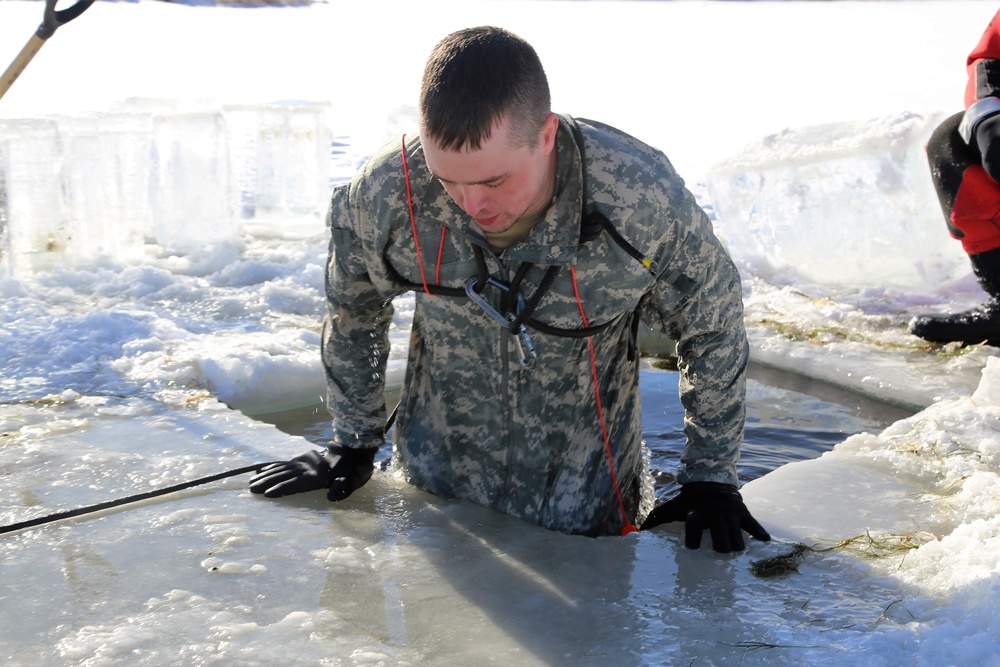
[249,445,377,501]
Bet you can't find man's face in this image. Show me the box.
[423,113,559,235]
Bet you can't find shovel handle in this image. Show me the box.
[0,0,96,101]
[38,0,97,40]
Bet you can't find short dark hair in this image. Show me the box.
[419,26,551,151]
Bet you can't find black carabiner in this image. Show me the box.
[38,0,97,40]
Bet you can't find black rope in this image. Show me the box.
[566,116,655,275]
[501,260,529,316]
[507,263,562,331]
[0,461,277,536]
[407,276,617,338]
[472,244,490,292]
[2,400,405,537]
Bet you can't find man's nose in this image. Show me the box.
[455,185,488,216]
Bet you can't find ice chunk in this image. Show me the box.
[0,118,67,276]
[59,113,150,265]
[151,112,239,253]
[1,101,335,275]
[0,114,158,277]
[707,112,968,291]
[224,101,332,238]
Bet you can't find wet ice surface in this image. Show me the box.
[3,365,992,666]
[0,370,900,667]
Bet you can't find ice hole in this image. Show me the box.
[250,359,912,498]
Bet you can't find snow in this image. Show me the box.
[3,0,1000,665]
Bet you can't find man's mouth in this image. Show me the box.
[474,214,501,228]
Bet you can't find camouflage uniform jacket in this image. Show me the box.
[322,116,748,536]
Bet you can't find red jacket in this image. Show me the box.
[966,10,1000,107]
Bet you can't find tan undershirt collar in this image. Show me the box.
[484,204,550,253]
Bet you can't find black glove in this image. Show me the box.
[640,482,771,553]
[976,113,1000,183]
[248,446,376,501]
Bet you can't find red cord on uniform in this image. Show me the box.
[401,135,433,295]
[570,267,639,536]
[435,226,448,285]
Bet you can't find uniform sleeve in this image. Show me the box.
[641,187,748,487]
[321,183,394,449]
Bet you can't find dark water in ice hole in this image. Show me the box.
[259,363,912,500]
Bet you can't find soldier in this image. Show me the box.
[250,26,770,552]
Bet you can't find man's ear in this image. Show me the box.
[539,113,560,155]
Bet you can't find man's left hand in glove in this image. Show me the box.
[640,482,771,553]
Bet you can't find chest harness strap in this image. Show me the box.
[399,126,653,359]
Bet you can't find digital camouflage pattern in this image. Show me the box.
[322,116,748,536]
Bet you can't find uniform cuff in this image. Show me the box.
[959,96,1000,143]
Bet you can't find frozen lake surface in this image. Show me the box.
[1,365,901,667]
[5,0,1000,665]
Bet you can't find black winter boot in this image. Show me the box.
[909,247,1000,347]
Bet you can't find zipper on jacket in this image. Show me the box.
[495,260,516,506]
